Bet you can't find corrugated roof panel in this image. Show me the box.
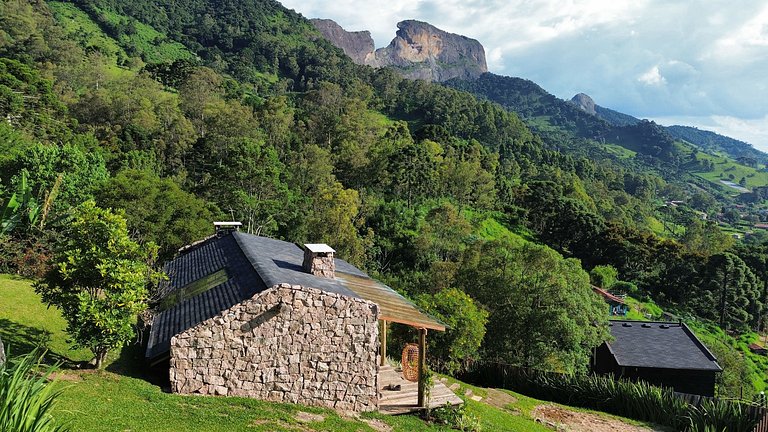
[336,272,445,331]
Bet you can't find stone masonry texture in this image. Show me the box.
[169,284,380,411]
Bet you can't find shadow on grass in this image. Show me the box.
[0,318,74,367]
[106,341,171,390]
[0,317,170,389]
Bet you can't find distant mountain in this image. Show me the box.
[570,93,640,127]
[666,125,768,166]
[445,73,611,139]
[311,19,487,82]
[568,93,768,165]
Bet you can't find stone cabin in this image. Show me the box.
[144,225,446,412]
[591,320,722,396]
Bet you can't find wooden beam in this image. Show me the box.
[380,320,387,366]
[379,315,445,332]
[417,327,427,408]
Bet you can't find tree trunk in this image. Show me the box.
[94,348,109,369]
[719,263,730,331]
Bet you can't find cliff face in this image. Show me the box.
[310,19,376,65]
[311,19,487,82]
[571,93,597,115]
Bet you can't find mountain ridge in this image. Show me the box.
[569,93,768,165]
[311,18,487,82]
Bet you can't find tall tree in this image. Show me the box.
[36,201,160,368]
[694,253,761,331]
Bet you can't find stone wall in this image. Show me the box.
[169,284,380,411]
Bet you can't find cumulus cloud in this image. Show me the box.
[280,0,768,148]
[638,66,666,86]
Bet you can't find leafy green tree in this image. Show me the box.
[611,280,639,296]
[590,265,618,289]
[690,191,718,214]
[0,170,40,235]
[36,201,161,368]
[97,169,221,259]
[681,218,734,257]
[459,239,609,372]
[415,288,488,374]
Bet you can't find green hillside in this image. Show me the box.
[1,0,768,422]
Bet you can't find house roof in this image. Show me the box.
[146,232,445,362]
[593,286,625,305]
[604,320,722,371]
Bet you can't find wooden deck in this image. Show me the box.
[378,365,463,415]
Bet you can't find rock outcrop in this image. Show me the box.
[312,19,487,82]
[571,93,597,115]
[310,19,376,65]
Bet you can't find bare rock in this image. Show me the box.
[570,93,597,115]
[311,19,376,64]
[311,19,487,82]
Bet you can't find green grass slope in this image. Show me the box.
[47,1,193,65]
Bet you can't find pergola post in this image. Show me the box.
[417,327,427,408]
[379,320,387,366]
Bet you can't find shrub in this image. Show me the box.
[415,288,488,374]
[459,363,761,432]
[431,402,482,432]
[589,264,618,289]
[0,350,67,432]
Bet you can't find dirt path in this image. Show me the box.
[532,405,667,432]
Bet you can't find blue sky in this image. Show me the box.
[280,0,768,152]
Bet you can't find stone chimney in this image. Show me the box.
[302,244,335,278]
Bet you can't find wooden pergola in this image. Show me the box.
[336,272,446,408]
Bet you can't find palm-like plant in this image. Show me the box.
[0,350,67,432]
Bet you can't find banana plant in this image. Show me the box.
[0,170,40,235]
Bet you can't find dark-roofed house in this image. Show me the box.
[145,226,453,412]
[591,320,722,396]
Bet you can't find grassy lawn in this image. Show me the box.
[1,273,657,431]
[689,151,768,192]
[623,296,664,321]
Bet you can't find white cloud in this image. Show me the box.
[638,66,666,86]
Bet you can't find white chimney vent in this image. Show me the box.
[303,243,335,278]
[213,221,242,237]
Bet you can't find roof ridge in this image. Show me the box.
[680,322,722,369]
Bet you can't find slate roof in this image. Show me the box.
[146,231,444,362]
[145,234,265,360]
[605,320,722,371]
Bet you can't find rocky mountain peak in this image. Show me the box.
[571,93,597,115]
[310,19,376,65]
[311,18,487,82]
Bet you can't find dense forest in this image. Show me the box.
[2,0,768,398]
